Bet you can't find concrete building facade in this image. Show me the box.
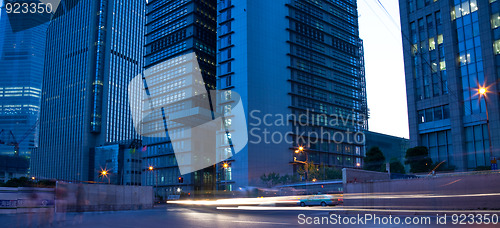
[216,0,368,189]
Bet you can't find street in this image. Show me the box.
[2,205,499,227]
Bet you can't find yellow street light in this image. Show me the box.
[478,86,494,167]
[312,178,317,182]
[294,150,299,154]
[223,163,229,169]
[298,146,304,152]
[31,176,35,180]
[479,87,487,96]
[101,170,108,176]
[148,166,154,171]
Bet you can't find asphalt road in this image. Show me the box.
[1,205,499,227]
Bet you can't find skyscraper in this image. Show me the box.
[0,5,48,157]
[141,0,367,194]
[399,0,500,171]
[216,0,368,189]
[31,0,146,181]
[142,0,217,197]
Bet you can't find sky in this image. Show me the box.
[358,0,410,139]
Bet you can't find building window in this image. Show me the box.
[492,13,500,29]
[465,124,490,169]
[421,130,453,167]
[428,37,436,51]
[494,40,500,55]
[418,105,450,123]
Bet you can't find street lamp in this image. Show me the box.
[478,87,494,169]
[294,145,310,193]
[479,87,487,96]
[148,166,159,199]
[100,169,110,184]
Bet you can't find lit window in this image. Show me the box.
[440,61,446,71]
[461,2,470,16]
[494,40,500,55]
[429,37,436,51]
[411,44,418,56]
[492,13,500,29]
[470,0,478,12]
[437,34,443,45]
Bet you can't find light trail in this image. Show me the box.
[167,191,500,207]
[216,206,500,214]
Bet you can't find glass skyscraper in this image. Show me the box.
[0,4,48,157]
[142,0,367,194]
[216,0,368,189]
[399,0,500,171]
[31,0,145,181]
[142,0,217,198]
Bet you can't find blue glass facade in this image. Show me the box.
[0,5,47,157]
[31,0,145,181]
[215,0,368,189]
[400,0,500,171]
[143,0,217,197]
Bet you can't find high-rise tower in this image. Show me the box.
[215,0,368,189]
[32,0,146,181]
[399,0,500,171]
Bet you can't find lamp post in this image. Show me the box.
[295,146,310,193]
[222,163,229,191]
[479,87,494,169]
[148,166,158,196]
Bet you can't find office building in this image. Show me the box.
[364,131,410,169]
[142,0,217,198]
[94,140,143,185]
[0,6,48,157]
[399,0,500,171]
[31,0,146,181]
[216,0,368,189]
[0,155,29,183]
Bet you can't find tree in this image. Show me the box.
[389,158,406,174]
[279,174,292,185]
[2,177,34,187]
[260,172,281,187]
[297,162,321,181]
[405,146,433,173]
[364,147,386,172]
[475,165,491,171]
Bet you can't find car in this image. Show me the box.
[297,194,337,207]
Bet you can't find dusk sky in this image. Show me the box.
[358,0,410,139]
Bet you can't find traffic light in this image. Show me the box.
[178,177,183,183]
